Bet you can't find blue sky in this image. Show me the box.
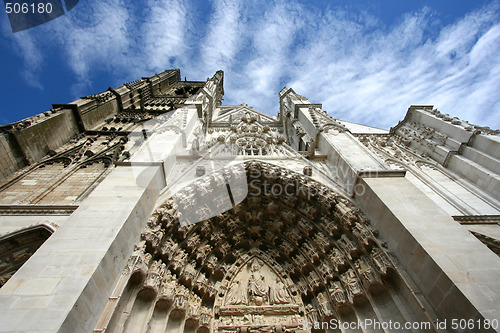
[1,0,499,130]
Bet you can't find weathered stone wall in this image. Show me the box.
[0,133,26,181]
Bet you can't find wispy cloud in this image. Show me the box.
[11,31,44,90]
[5,0,500,129]
[201,0,243,70]
[140,0,188,73]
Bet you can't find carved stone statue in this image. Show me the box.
[341,269,364,303]
[370,248,392,275]
[355,257,378,286]
[338,234,358,259]
[269,278,290,304]
[330,281,347,306]
[352,222,374,247]
[248,259,267,305]
[142,260,166,298]
[227,280,248,305]
[317,292,334,317]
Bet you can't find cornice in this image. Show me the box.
[0,205,78,216]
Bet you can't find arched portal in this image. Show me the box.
[96,161,439,333]
[0,223,55,288]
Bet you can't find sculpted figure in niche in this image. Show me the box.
[270,278,290,304]
[305,304,319,323]
[248,259,268,305]
[355,257,378,286]
[195,243,211,262]
[145,260,165,290]
[370,248,392,275]
[159,271,176,299]
[352,222,374,247]
[330,281,347,305]
[341,269,363,302]
[227,280,248,305]
[317,292,334,317]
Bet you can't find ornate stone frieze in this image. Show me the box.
[102,162,407,332]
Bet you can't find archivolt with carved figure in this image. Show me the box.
[95,161,440,333]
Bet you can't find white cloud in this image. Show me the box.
[6,0,500,129]
[11,32,44,89]
[140,0,188,73]
[201,0,243,70]
[280,3,500,129]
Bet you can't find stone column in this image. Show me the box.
[356,176,500,330]
[0,106,201,332]
[0,164,164,332]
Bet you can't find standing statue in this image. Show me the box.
[227,280,248,305]
[269,278,290,304]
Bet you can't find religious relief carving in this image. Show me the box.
[103,161,419,333]
[270,278,291,305]
[218,257,300,332]
[248,260,268,305]
[301,242,320,262]
[284,228,302,245]
[352,222,376,248]
[338,234,360,259]
[329,247,348,273]
[341,269,365,303]
[317,259,335,280]
[203,253,219,274]
[312,233,330,255]
[142,260,166,298]
[232,230,246,246]
[329,281,347,307]
[215,241,232,259]
[185,232,201,251]
[227,280,249,305]
[141,225,164,251]
[265,201,281,218]
[125,241,151,281]
[264,230,278,245]
[320,216,341,238]
[172,285,189,314]
[225,218,241,233]
[370,248,393,275]
[186,293,202,322]
[297,217,314,235]
[305,304,320,323]
[280,210,297,225]
[210,228,225,245]
[157,270,177,307]
[355,257,380,287]
[181,260,198,284]
[159,238,178,262]
[316,292,334,318]
[198,221,214,238]
[292,253,308,268]
[283,195,297,208]
[199,306,212,330]
[170,249,188,274]
[307,270,322,290]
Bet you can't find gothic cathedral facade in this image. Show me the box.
[0,69,499,332]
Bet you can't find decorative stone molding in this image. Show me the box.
[453,215,500,224]
[93,161,438,333]
[0,205,77,216]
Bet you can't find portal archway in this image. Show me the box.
[0,223,55,288]
[96,161,439,332]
